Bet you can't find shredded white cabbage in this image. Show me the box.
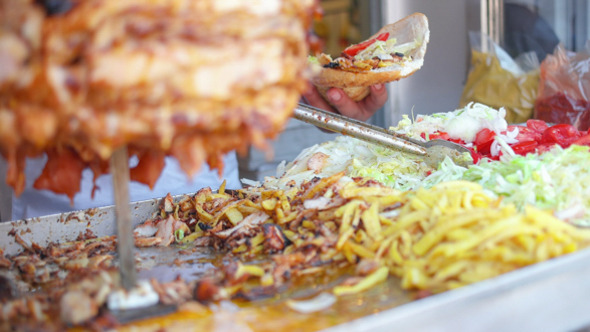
[392,102,508,143]
[354,38,422,61]
[262,135,434,191]
[391,40,421,55]
[354,38,398,60]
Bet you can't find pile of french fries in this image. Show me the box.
[347,180,590,293]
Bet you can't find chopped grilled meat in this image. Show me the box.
[60,290,98,325]
[134,237,163,247]
[133,219,159,238]
[0,275,16,301]
[214,212,268,240]
[306,152,329,173]
[0,255,11,268]
[194,278,222,303]
[263,224,289,252]
[150,278,193,305]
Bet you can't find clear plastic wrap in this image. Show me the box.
[460,32,540,124]
[534,43,590,130]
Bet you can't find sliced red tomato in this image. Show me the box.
[526,119,550,133]
[342,32,390,57]
[474,128,495,155]
[448,138,466,144]
[540,124,581,147]
[508,125,541,142]
[572,134,590,147]
[469,149,483,164]
[474,128,495,145]
[375,33,389,42]
[511,140,538,155]
[429,132,450,140]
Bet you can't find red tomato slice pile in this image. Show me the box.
[425,119,590,163]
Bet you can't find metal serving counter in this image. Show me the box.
[2,195,590,331]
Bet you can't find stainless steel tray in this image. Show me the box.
[2,195,590,331]
[0,196,163,256]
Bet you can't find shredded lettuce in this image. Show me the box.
[347,143,432,191]
[391,39,421,55]
[422,145,590,226]
[421,157,469,188]
[355,38,398,60]
[354,38,421,61]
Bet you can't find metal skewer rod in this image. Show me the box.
[110,146,137,291]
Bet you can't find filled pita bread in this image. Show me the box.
[310,13,430,102]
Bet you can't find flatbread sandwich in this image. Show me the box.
[309,12,430,101]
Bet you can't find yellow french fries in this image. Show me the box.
[332,180,590,294]
[333,266,389,296]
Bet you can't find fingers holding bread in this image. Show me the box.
[302,84,387,122]
[317,85,370,103]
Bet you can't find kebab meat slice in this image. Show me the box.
[0,0,317,200]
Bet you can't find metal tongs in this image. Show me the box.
[293,103,472,168]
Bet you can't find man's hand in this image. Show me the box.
[301,84,388,122]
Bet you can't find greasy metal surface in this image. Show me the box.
[135,244,219,283]
[3,195,590,330]
[111,304,178,324]
[294,103,471,167]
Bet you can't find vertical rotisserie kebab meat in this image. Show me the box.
[0,0,317,200]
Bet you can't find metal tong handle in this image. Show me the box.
[294,103,427,156]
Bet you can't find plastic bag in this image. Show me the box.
[534,43,590,130]
[460,32,540,124]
